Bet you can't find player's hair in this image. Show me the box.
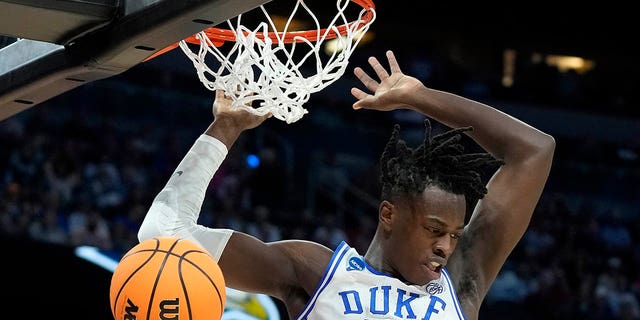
[379,119,505,218]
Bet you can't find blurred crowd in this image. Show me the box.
[1,51,639,319]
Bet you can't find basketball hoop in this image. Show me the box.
[147,0,376,123]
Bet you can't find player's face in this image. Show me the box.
[388,186,466,285]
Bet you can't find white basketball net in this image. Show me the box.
[178,0,376,123]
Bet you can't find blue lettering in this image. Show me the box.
[422,296,446,320]
[338,290,364,314]
[369,286,391,315]
[394,289,419,318]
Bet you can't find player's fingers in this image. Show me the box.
[368,56,390,80]
[354,67,379,92]
[215,89,225,100]
[350,87,367,99]
[350,88,371,110]
[241,90,255,106]
[386,50,402,74]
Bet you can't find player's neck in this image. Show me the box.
[363,233,385,271]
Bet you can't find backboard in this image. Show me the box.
[0,0,271,121]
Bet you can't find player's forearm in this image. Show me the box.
[138,133,233,259]
[408,86,555,162]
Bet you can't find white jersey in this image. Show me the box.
[295,241,466,320]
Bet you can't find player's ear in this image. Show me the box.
[379,200,394,232]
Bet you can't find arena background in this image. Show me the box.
[1,2,638,319]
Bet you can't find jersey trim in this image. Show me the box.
[295,241,350,319]
[442,268,467,320]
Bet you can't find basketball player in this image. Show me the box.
[138,50,555,319]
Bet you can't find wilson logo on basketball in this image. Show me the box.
[159,298,180,320]
[124,298,139,320]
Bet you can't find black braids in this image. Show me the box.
[431,126,473,144]
[378,121,504,218]
[379,124,401,186]
[421,119,433,156]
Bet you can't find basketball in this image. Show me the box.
[110,236,226,320]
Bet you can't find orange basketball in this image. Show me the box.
[110,236,226,320]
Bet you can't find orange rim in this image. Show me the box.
[145,0,375,61]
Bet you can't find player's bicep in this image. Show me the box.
[217,232,331,300]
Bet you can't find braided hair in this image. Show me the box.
[379,119,505,219]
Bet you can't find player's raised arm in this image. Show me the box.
[352,50,556,316]
[137,90,332,317]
